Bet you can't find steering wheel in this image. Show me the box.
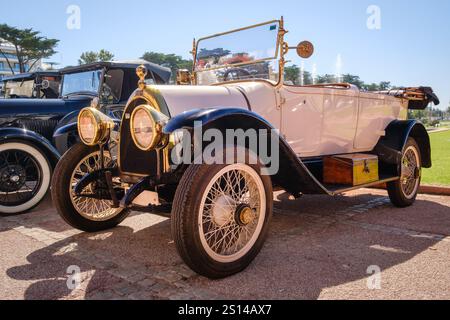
[100,83,114,104]
[223,67,253,82]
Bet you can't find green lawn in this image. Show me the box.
[422,130,450,186]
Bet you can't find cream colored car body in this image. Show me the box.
[150,81,408,158]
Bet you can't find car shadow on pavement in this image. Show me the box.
[5,191,450,300]
[187,192,450,299]
[6,217,185,300]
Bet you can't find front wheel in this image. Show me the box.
[387,137,422,207]
[0,141,51,214]
[171,162,273,279]
[51,143,129,232]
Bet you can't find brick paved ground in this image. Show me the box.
[1,189,449,300]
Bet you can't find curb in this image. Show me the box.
[427,128,450,134]
[419,185,450,196]
[372,184,450,196]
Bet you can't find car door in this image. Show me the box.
[280,86,324,156]
[320,86,359,155]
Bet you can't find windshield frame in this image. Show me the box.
[60,68,105,98]
[192,19,283,86]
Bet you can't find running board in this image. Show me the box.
[325,176,399,195]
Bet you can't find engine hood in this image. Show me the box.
[0,96,92,118]
[142,85,249,117]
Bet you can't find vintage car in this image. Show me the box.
[0,60,171,214]
[52,18,440,279]
[1,71,61,99]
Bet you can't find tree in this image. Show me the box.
[97,49,114,62]
[364,83,380,91]
[316,74,337,84]
[141,52,193,82]
[342,74,364,88]
[0,24,59,74]
[284,65,313,85]
[301,71,313,85]
[378,81,391,91]
[78,49,114,65]
[284,65,300,85]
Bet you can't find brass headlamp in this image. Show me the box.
[77,107,115,146]
[130,104,169,151]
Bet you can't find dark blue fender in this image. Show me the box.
[52,122,80,155]
[53,119,122,155]
[0,127,61,167]
[54,110,81,131]
[374,120,431,169]
[163,108,328,196]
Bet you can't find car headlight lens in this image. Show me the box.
[78,107,115,146]
[78,109,98,145]
[132,108,155,150]
[131,105,169,151]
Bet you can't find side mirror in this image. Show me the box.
[176,69,192,85]
[296,41,314,59]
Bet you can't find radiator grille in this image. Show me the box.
[119,98,159,177]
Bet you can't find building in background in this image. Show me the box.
[0,40,42,81]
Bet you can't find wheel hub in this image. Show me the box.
[211,195,235,227]
[235,204,255,226]
[0,165,26,192]
[400,146,421,199]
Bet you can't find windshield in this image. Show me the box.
[101,69,124,104]
[62,69,102,96]
[195,21,280,85]
[4,80,34,98]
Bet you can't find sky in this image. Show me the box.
[1,0,449,109]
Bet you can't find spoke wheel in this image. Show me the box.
[171,158,273,279]
[387,137,422,208]
[0,150,41,206]
[199,164,266,263]
[400,146,421,200]
[0,142,51,214]
[52,143,129,232]
[70,151,123,222]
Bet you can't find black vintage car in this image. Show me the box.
[0,60,171,214]
[1,71,61,99]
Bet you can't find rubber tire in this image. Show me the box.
[0,141,51,215]
[51,143,129,232]
[387,137,421,208]
[171,163,273,279]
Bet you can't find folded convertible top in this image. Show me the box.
[376,87,440,109]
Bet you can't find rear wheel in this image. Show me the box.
[51,143,129,232]
[0,142,51,214]
[171,162,273,279]
[387,138,422,207]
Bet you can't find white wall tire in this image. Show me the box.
[0,142,51,214]
[171,160,273,279]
